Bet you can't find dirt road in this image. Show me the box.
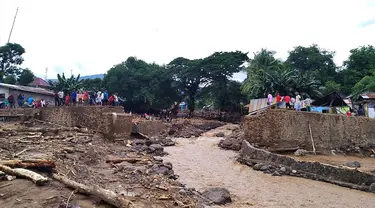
[164,124,375,208]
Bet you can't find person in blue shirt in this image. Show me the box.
[27,97,34,107]
[71,90,77,106]
[103,90,109,105]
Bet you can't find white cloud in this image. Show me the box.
[1,0,375,80]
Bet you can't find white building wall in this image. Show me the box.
[0,86,10,101]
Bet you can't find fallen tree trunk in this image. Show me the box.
[0,164,48,185]
[0,159,56,169]
[52,174,133,208]
[105,157,149,164]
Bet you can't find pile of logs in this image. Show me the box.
[0,159,135,208]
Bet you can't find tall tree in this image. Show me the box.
[286,44,337,84]
[168,57,207,114]
[3,75,17,85]
[242,49,323,99]
[82,78,103,91]
[104,57,179,111]
[18,68,35,86]
[202,51,248,111]
[0,43,25,80]
[339,45,375,94]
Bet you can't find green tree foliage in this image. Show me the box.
[242,49,323,99]
[0,43,25,80]
[351,70,375,98]
[104,57,179,110]
[199,80,246,111]
[18,68,35,86]
[168,51,248,113]
[168,57,208,113]
[3,75,17,85]
[323,81,342,94]
[339,45,375,94]
[286,44,337,83]
[82,78,103,91]
[49,73,82,93]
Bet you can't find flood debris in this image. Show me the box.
[0,119,201,207]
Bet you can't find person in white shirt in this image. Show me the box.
[96,91,102,105]
[295,92,302,111]
[58,90,64,106]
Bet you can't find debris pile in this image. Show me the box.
[0,120,199,207]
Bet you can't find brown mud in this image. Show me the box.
[164,125,375,208]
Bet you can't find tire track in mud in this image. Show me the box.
[163,124,375,208]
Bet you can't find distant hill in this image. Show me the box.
[49,74,105,82]
[80,74,105,80]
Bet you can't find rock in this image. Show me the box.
[294,149,308,156]
[252,163,263,171]
[344,161,361,168]
[215,132,225,137]
[149,144,164,152]
[260,165,270,171]
[369,183,375,192]
[272,171,281,176]
[292,170,297,173]
[280,167,286,172]
[132,139,146,146]
[202,187,232,205]
[152,165,170,175]
[163,162,173,169]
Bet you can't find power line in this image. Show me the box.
[8,7,19,43]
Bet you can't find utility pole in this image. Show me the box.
[8,7,19,43]
[45,68,48,81]
[70,69,73,76]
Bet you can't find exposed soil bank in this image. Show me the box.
[164,125,375,208]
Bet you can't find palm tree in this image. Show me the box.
[241,49,323,99]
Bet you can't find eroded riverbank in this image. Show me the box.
[163,125,375,208]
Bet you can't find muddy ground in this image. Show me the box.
[0,118,221,208]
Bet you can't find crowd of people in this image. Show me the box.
[54,90,120,107]
[266,92,312,112]
[0,93,47,109]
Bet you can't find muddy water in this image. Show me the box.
[164,125,375,208]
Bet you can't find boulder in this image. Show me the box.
[369,183,375,193]
[215,132,225,137]
[344,161,361,168]
[202,187,231,205]
[149,144,164,151]
[252,163,263,171]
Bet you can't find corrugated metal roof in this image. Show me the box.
[0,83,54,96]
[245,98,273,112]
[360,93,375,99]
[30,77,50,87]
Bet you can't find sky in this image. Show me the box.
[1,0,375,81]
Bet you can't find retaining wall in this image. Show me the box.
[0,107,133,137]
[244,110,375,153]
[240,141,375,189]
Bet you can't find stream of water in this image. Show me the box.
[163,124,375,208]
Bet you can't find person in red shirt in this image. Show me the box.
[109,95,114,106]
[276,93,282,109]
[284,95,291,109]
[65,94,70,106]
[346,111,352,116]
